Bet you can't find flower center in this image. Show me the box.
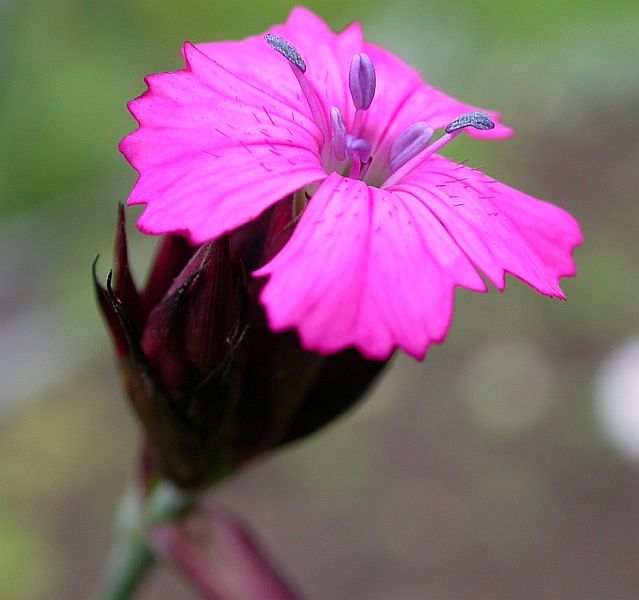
[265,35,495,188]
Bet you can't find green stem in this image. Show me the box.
[93,481,196,600]
[94,535,156,600]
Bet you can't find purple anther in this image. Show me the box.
[330,107,347,161]
[346,134,372,164]
[265,34,307,73]
[389,122,435,172]
[349,53,376,111]
[445,111,494,134]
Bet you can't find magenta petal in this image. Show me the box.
[120,42,327,245]
[254,172,486,360]
[391,155,582,297]
[361,42,513,158]
[197,7,364,125]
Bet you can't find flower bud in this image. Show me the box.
[95,207,248,489]
[96,205,388,491]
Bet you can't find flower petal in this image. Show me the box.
[120,42,327,245]
[254,172,486,360]
[360,42,513,164]
[197,7,365,125]
[391,155,582,297]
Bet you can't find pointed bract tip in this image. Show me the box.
[265,34,307,73]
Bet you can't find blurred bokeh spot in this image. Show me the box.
[595,335,639,462]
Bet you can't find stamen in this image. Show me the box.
[349,53,376,111]
[445,111,494,133]
[265,34,306,72]
[264,34,328,142]
[349,53,376,138]
[330,107,347,161]
[381,112,495,189]
[389,122,434,172]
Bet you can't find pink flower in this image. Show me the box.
[120,7,582,361]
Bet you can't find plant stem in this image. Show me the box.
[93,481,195,600]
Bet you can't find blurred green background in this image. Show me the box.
[1,1,638,598]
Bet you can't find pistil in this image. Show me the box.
[346,135,372,180]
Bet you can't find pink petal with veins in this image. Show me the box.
[120,42,326,245]
[360,42,513,159]
[391,155,582,297]
[197,7,364,123]
[255,172,486,360]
